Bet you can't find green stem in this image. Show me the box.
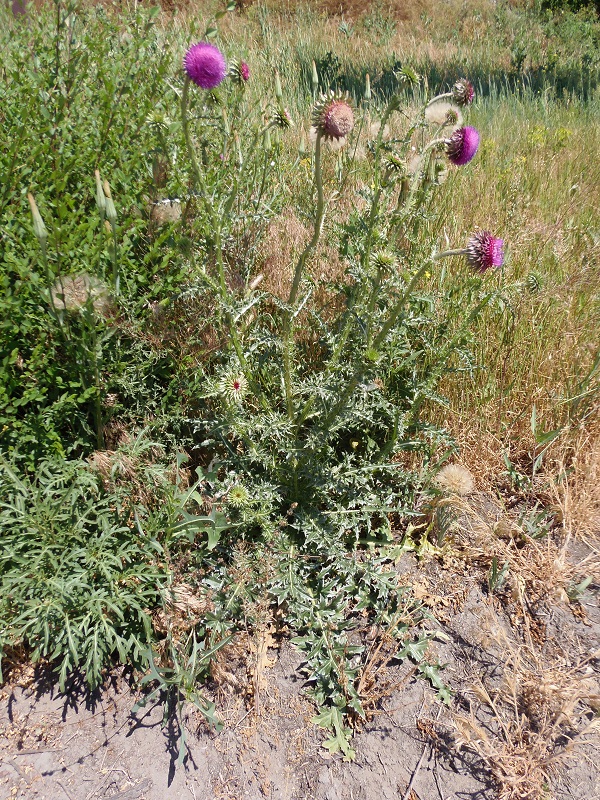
[111,224,119,295]
[180,73,260,402]
[181,75,206,197]
[283,130,325,420]
[319,261,433,433]
[433,248,468,260]
[424,92,453,110]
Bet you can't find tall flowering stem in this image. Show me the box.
[328,95,402,368]
[180,73,248,378]
[319,261,434,436]
[181,75,207,198]
[283,129,325,419]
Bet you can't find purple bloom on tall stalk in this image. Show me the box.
[466,230,504,272]
[446,125,480,166]
[184,42,227,90]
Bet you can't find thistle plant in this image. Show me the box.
[171,33,506,754]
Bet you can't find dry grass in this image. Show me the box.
[451,639,600,800]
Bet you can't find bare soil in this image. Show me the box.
[1,526,598,800]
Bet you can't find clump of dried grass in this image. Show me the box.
[451,642,600,800]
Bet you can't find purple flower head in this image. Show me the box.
[11,0,27,15]
[466,231,504,273]
[184,42,227,90]
[446,125,480,166]
[229,58,250,86]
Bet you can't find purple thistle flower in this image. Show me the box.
[446,126,480,166]
[11,0,27,15]
[466,231,504,272]
[240,61,250,82]
[184,42,227,90]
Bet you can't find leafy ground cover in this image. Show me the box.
[0,1,598,796]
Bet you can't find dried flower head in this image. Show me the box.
[51,274,111,316]
[452,78,475,106]
[229,58,250,86]
[446,125,480,166]
[466,230,504,272]
[312,92,354,141]
[184,42,227,90]
[425,101,463,128]
[435,464,475,496]
[220,372,248,404]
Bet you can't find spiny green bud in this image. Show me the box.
[228,484,250,508]
[298,132,307,158]
[274,70,283,101]
[234,133,243,167]
[263,127,272,151]
[271,106,293,129]
[371,250,397,272]
[385,153,406,174]
[364,73,371,101]
[27,193,48,245]
[103,180,117,226]
[396,66,420,87]
[94,170,106,218]
[311,60,319,94]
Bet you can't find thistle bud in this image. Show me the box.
[102,180,117,226]
[27,193,48,246]
[94,170,106,218]
[263,127,272,151]
[311,60,319,95]
[274,70,283,101]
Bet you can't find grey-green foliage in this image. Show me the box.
[0,456,168,687]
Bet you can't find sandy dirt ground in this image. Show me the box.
[1,534,598,800]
